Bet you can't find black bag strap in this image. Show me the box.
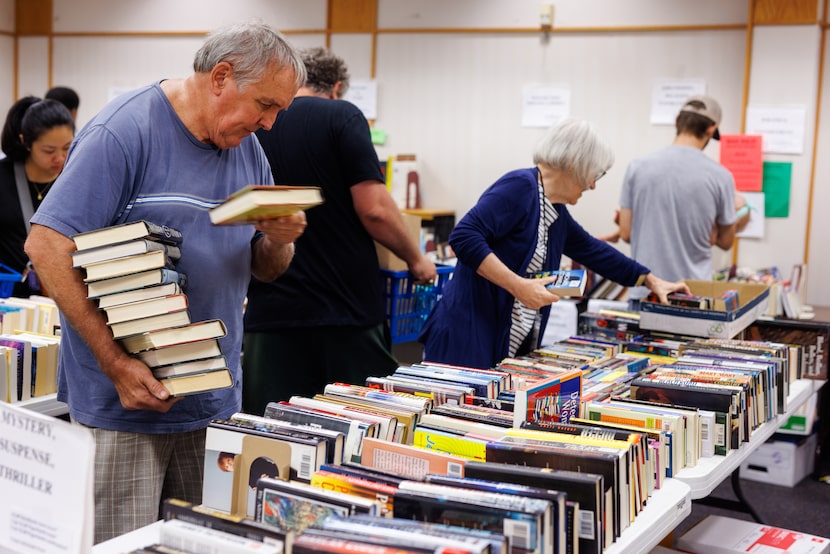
[13,162,33,234]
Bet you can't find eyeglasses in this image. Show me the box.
[596,170,607,181]
[581,170,607,191]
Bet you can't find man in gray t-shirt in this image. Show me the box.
[616,95,748,299]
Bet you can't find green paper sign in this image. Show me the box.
[762,161,792,218]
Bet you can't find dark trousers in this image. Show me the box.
[241,323,399,415]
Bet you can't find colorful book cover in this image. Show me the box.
[512,368,582,428]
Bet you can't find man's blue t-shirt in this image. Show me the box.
[31,82,273,433]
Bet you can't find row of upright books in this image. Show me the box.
[122,305,824,554]
[0,295,61,403]
[70,220,231,396]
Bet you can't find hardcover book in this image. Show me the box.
[201,426,292,517]
[210,417,328,484]
[308,515,498,554]
[152,355,227,379]
[485,437,621,544]
[97,281,183,310]
[309,469,398,516]
[71,220,183,251]
[209,185,324,226]
[392,480,550,554]
[104,293,189,325]
[86,268,187,299]
[0,335,31,402]
[229,412,345,465]
[159,367,232,397]
[120,319,227,353]
[255,476,381,534]
[264,401,375,464]
[465,461,605,554]
[423,473,567,554]
[136,337,222,367]
[71,238,181,268]
[158,519,283,554]
[108,309,191,340]
[162,498,291,550]
[83,250,174,283]
[745,318,830,380]
[359,436,467,480]
[512,368,583,428]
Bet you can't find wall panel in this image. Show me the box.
[374,30,746,247]
[0,0,15,33]
[16,36,48,98]
[807,31,830,306]
[740,26,820,300]
[378,0,747,29]
[52,0,326,33]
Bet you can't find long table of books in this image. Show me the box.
[91,376,820,554]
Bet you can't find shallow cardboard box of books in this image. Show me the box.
[639,280,769,338]
[375,212,421,271]
[739,432,817,487]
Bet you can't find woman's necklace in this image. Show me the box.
[30,180,54,201]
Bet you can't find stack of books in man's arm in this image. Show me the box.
[70,220,232,396]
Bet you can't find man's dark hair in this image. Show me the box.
[301,47,350,98]
[676,100,715,140]
[45,86,80,112]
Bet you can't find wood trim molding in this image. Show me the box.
[15,0,52,36]
[753,0,819,25]
[329,0,377,33]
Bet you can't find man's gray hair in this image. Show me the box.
[193,21,306,90]
[533,118,614,186]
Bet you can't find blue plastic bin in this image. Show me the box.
[0,263,22,298]
[381,265,453,344]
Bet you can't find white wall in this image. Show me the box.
[0,0,14,113]
[5,0,829,304]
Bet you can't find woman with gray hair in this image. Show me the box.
[420,118,689,369]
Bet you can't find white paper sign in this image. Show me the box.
[521,85,571,128]
[650,80,706,124]
[541,299,578,345]
[745,106,806,154]
[0,403,95,554]
[737,192,765,239]
[343,79,378,120]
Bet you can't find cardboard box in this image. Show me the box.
[375,212,422,272]
[678,514,830,554]
[638,280,769,338]
[739,432,817,487]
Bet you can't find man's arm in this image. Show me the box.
[351,180,437,283]
[251,211,307,282]
[712,222,737,250]
[24,224,175,411]
[618,207,633,243]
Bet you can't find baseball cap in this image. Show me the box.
[679,95,722,140]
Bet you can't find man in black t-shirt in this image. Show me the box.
[243,48,436,414]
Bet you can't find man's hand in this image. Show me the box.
[254,211,307,244]
[408,254,438,285]
[102,355,180,412]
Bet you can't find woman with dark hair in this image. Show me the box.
[0,96,75,296]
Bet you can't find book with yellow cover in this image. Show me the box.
[209,185,324,225]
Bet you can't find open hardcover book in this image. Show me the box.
[209,185,324,225]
